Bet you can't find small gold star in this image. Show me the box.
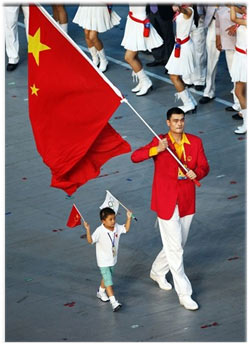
[30,84,40,96]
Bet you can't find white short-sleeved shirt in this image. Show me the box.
[91,223,127,267]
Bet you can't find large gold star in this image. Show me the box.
[30,84,40,96]
[28,28,51,66]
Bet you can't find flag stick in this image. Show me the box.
[106,190,138,221]
[73,203,84,222]
[121,98,201,187]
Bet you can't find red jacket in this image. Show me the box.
[131,133,209,220]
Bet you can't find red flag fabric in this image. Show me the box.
[67,204,82,228]
[28,5,131,195]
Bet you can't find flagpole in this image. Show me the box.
[73,203,84,222]
[106,190,138,221]
[121,98,201,187]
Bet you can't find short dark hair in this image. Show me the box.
[100,207,115,221]
[166,107,185,120]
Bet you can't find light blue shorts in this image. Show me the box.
[99,266,114,287]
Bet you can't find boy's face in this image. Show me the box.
[102,214,116,230]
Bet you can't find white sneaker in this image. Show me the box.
[111,300,122,312]
[234,125,247,134]
[96,290,109,302]
[150,271,172,290]
[179,295,199,311]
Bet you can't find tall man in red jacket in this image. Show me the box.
[131,107,209,310]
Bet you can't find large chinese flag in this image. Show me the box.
[28,5,131,195]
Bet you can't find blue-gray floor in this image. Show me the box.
[5,5,246,343]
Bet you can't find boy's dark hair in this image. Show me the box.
[100,207,115,221]
[166,107,185,120]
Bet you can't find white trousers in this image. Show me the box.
[4,5,29,64]
[203,19,220,98]
[151,206,194,296]
[183,18,206,86]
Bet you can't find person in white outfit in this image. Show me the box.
[229,6,247,135]
[4,5,29,71]
[121,5,163,96]
[215,6,241,116]
[165,5,197,113]
[52,5,68,33]
[199,6,220,104]
[83,207,132,312]
[73,5,121,72]
[182,5,206,91]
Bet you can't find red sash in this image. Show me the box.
[235,46,247,55]
[128,11,150,37]
[174,36,190,58]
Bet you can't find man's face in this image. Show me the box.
[166,113,185,134]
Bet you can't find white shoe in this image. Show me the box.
[111,300,122,312]
[88,47,100,66]
[150,271,172,290]
[97,48,108,72]
[176,89,196,114]
[135,69,153,96]
[179,295,199,310]
[131,82,142,93]
[96,290,109,302]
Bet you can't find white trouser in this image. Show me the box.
[151,205,194,296]
[203,19,220,98]
[4,5,29,64]
[183,18,206,86]
[225,50,241,111]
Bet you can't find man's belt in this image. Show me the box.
[235,46,247,55]
[174,36,190,58]
[128,11,150,37]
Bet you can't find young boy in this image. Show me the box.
[83,207,132,312]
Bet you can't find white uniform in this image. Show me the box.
[73,5,121,33]
[183,16,206,86]
[4,5,29,64]
[231,25,247,83]
[121,5,163,52]
[91,223,126,267]
[165,7,196,76]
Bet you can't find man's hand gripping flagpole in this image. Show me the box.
[121,98,201,187]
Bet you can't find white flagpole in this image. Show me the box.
[121,98,201,187]
[106,190,137,221]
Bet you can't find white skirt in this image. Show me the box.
[166,40,196,76]
[73,6,121,33]
[121,16,163,52]
[231,51,247,83]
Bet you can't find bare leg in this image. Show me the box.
[170,74,185,92]
[124,50,142,73]
[89,30,103,51]
[52,5,68,24]
[235,81,247,109]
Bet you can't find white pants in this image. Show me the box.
[4,5,29,64]
[203,19,220,98]
[183,18,206,86]
[151,206,194,296]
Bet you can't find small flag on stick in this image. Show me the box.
[66,204,83,228]
[100,190,120,214]
[100,190,137,221]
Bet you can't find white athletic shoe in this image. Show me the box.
[150,271,172,290]
[179,295,199,311]
[96,290,109,302]
[111,300,122,312]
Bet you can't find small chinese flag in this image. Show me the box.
[67,204,82,228]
